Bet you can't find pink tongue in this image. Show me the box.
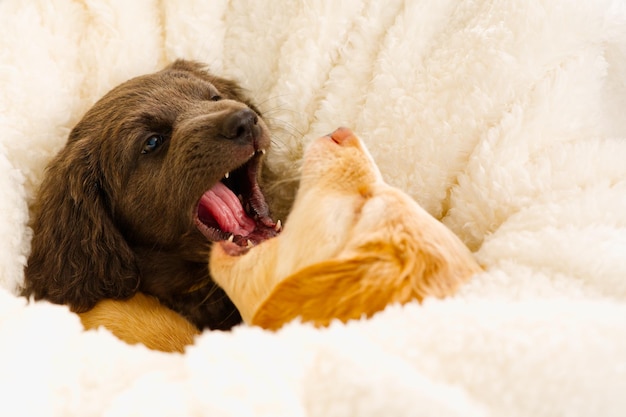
[200,182,256,236]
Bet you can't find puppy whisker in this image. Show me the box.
[216,307,241,327]
[255,93,305,111]
[265,119,306,142]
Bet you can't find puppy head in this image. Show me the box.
[23,60,278,313]
[75,60,276,250]
[212,127,480,329]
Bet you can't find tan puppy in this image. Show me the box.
[210,127,481,330]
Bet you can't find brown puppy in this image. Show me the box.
[210,127,481,330]
[22,60,278,332]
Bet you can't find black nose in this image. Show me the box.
[220,108,259,142]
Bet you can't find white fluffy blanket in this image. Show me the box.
[2,1,626,416]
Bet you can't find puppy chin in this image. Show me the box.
[210,237,280,324]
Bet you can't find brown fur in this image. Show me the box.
[22,59,273,333]
[211,127,482,330]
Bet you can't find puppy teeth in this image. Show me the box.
[246,240,254,248]
[260,149,266,155]
[275,220,282,232]
[227,234,234,243]
[224,172,230,179]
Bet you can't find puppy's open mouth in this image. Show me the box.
[194,150,280,253]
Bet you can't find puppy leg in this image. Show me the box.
[79,293,199,353]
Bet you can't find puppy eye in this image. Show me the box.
[142,135,164,154]
[210,94,222,102]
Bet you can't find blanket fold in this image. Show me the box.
[1,1,625,416]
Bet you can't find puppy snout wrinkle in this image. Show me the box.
[221,108,260,143]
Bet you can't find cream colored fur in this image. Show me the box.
[211,128,481,329]
[2,1,626,416]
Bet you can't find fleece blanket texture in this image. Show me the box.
[2,0,626,416]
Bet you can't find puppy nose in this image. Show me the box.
[221,109,259,142]
[329,127,358,146]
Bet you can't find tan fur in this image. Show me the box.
[79,293,200,353]
[210,128,482,330]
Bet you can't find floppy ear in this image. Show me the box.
[252,238,480,331]
[23,138,139,313]
[251,253,406,331]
